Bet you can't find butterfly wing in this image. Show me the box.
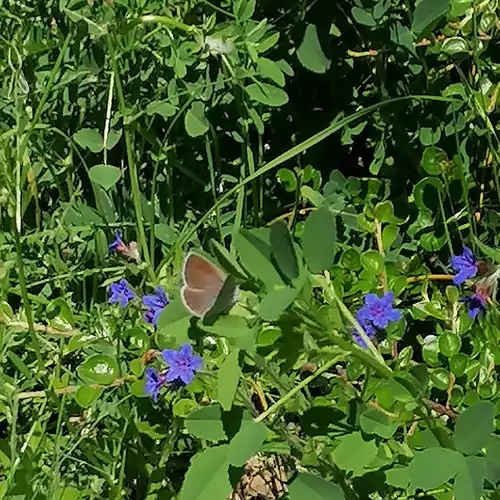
[181,287,217,317]
[181,252,226,317]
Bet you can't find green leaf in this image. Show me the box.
[361,250,384,275]
[185,405,226,442]
[332,432,378,475]
[289,473,345,500]
[185,101,209,137]
[442,36,468,54]
[270,221,299,280]
[454,401,495,455]
[227,421,267,466]
[409,448,462,490]
[382,225,399,250]
[201,315,252,340]
[277,168,297,192]
[473,236,500,264]
[77,354,119,385]
[179,445,232,500]
[75,385,102,408]
[146,100,177,118]
[258,286,299,321]
[385,467,410,489]
[360,408,399,438]
[233,0,256,21]
[302,206,336,273]
[421,146,447,175]
[217,350,241,411]
[174,399,199,418]
[89,164,122,191]
[73,128,103,153]
[373,200,405,224]
[413,177,443,212]
[124,327,150,353]
[297,24,331,74]
[454,456,486,500]
[351,7,376,26]
[257,57,285,86]
[485,435,500,485]
[412,0,450,37]
[234,229,284,289]
[245,82,289,107]
[209,239,248,280]
[438,332,461,357]
[104,129,122,150]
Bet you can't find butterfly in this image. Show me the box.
[180,252,238,320]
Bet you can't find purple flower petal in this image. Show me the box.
[450,247,478,286]
[162,349,178,366]
[179,369,195,385]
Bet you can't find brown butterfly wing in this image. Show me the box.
[182,252,225,294]
[181,286,217,318]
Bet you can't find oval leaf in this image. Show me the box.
[77,354,119,385]
[217,349,241,411]
[179,445,232,500]
[289,473,345,500]
[454,401,495,455]
[270,220,299,280]
[185,101,209,137]
[302,206,336,273]
[89,164,122,191]
[185,405,226,442]
[297,24,331,74]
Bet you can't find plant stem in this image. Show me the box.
[254,357,340,423]
[13,226,42,368]
[106,34,155,282]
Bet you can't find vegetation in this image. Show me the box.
[2,0,500,498]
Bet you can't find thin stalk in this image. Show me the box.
[148,96,193,263]
[103,71,115,165]
[13,226,42,367]
[438,190,454,256]
[160,94,455,268]
[205,133,224,241]
[254,357,340,423]
[330,285,388,366]
[106,34,155,282]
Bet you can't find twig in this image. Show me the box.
[17,376,135,399]
[407,274,453,283]
[0,317,77,337]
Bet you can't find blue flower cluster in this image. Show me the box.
[450,246,487,320]
[353,292,401,348]
[145,344,203,402]
[106,232,193,402]
[107,279,170,326]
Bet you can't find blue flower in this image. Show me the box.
[143,287,170,326]
[450,246,478,286]
[162,343,202,385]
[357,292,401,329]
[145,367,166,402]
[109,231,125,252]
[461,293,487,320]
[108,279,135,307]
[352,312,377,348]
[352,292,401,349]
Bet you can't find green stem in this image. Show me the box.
[106,34,155,283]
[330,285,388,366]
[437,190,454,256]
[159,95,455,270]
[13,225,42,368]
[140,15,196,34]
[254,357,340,423]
